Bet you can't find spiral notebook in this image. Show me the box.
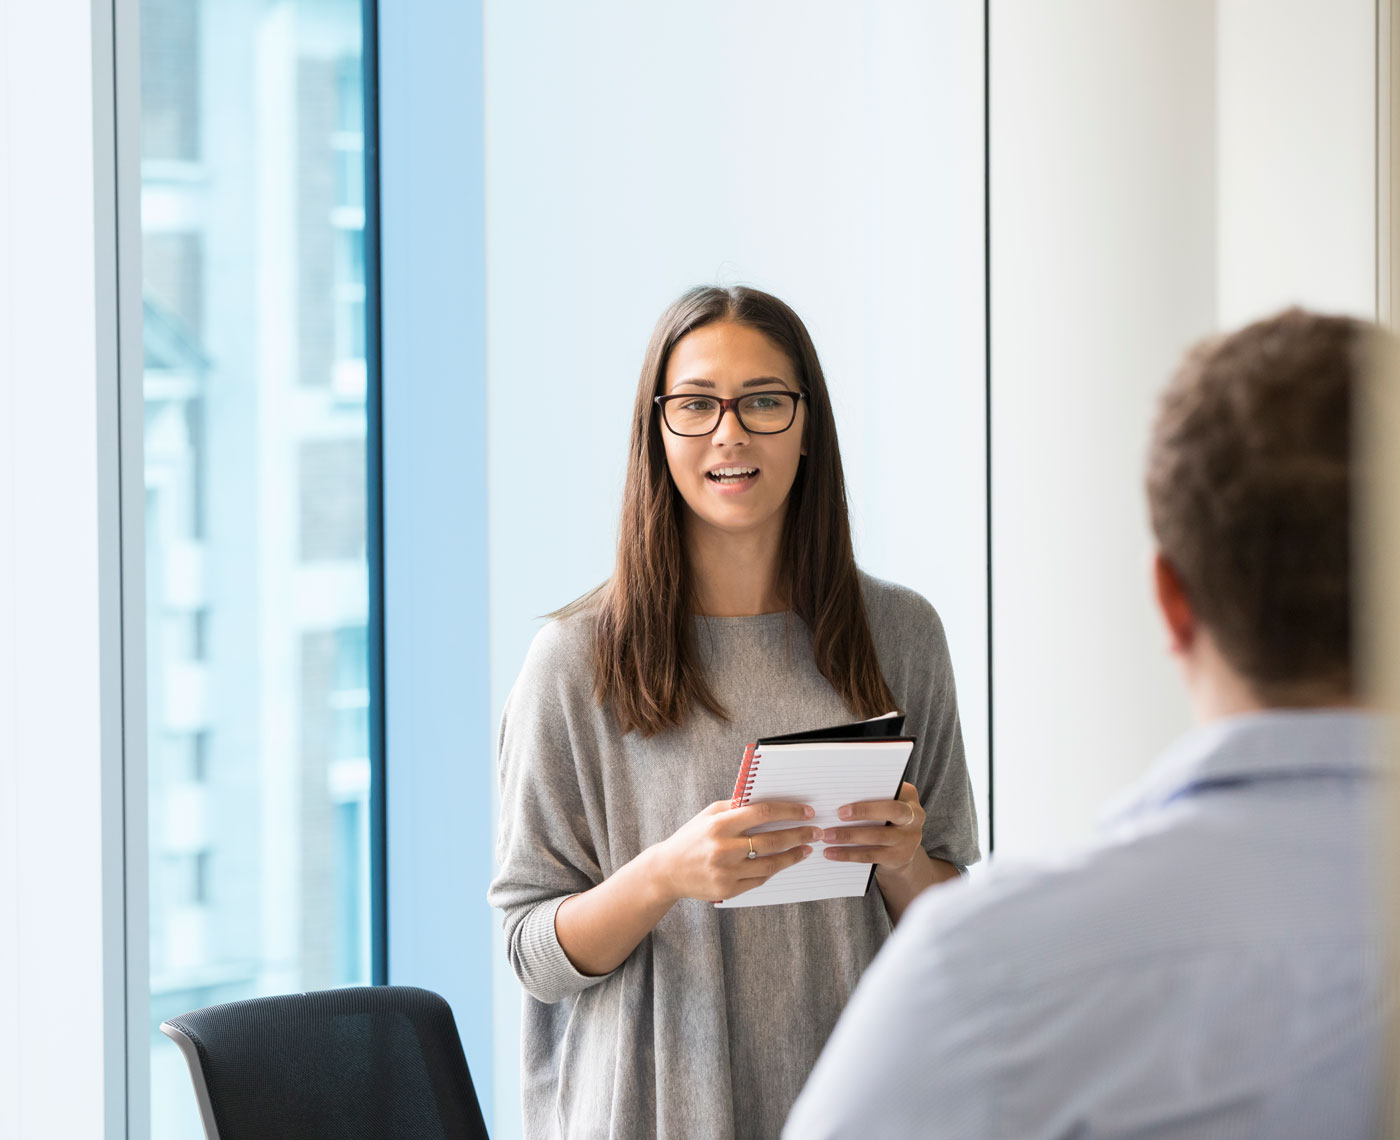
[714,714,915,909]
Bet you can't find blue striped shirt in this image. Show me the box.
[785,711,1387,1139]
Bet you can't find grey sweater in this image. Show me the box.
[488,573,980,1140]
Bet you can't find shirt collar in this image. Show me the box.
[1104,709,1386,826]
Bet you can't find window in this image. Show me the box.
[138,3,374,1136]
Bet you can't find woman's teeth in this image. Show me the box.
[707,467,758,484]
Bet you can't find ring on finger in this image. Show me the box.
[746,836,757,860]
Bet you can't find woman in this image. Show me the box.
[488,285,979,1140]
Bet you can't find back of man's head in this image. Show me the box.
[1146,308,1363,704]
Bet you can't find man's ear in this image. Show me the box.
[1153,552,1197,655]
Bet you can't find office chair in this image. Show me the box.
[161,984,490,1140]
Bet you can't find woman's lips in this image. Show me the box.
[705,468,760,494]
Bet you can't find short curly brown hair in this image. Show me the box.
[1146,308,1362,699]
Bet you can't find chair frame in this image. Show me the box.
[159,1019,224,1140]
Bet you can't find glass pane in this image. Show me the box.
[138,1,372,1136]
[483,7,986,1132]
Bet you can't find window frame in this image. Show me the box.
[373,0,495,1120]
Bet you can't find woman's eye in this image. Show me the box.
[681,398,718,413]
[747,395,780,409]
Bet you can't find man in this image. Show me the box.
[785,309,1388,1139]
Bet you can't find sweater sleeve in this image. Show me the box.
[911,604,981,870]
[486,620,617,1004]
[863,576,982,870]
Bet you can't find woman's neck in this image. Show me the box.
[685,514,787,617]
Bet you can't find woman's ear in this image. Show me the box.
[1153,551,1197,656]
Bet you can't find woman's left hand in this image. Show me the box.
[822,781,925,870]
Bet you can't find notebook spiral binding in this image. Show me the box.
[728,742,762,809]
[739,754,762,803]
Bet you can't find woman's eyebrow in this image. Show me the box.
[671,376,792,389]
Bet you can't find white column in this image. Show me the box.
[990,0,1379,857]
[0,0,132,1136]
[1216,0,1376,325]
[990,0,1212,855]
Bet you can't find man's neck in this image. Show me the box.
[1184,655,1362,724]
[1186,669,1268,723]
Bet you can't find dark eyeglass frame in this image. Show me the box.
[653,390,808,437]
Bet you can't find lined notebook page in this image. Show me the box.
[715,739,914,909]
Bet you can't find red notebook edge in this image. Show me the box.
[728,742,759,809]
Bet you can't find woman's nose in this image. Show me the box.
[711,404,751,445]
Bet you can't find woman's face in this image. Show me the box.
[659,320,807,542]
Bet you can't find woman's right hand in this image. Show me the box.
[554,800,820,978]
[647,800,820,904]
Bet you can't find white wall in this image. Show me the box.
[990,0,1211,856]
[483,2,986,1134]
[0,0,130,1136]
[990,0,1378,858]
[1217,0,1376,325]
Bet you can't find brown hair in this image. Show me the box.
[563,285,896,736]
[1146,307,1363,699]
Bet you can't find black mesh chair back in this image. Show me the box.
[160,985,490,1140]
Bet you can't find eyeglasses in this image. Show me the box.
[653,390,807,437]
